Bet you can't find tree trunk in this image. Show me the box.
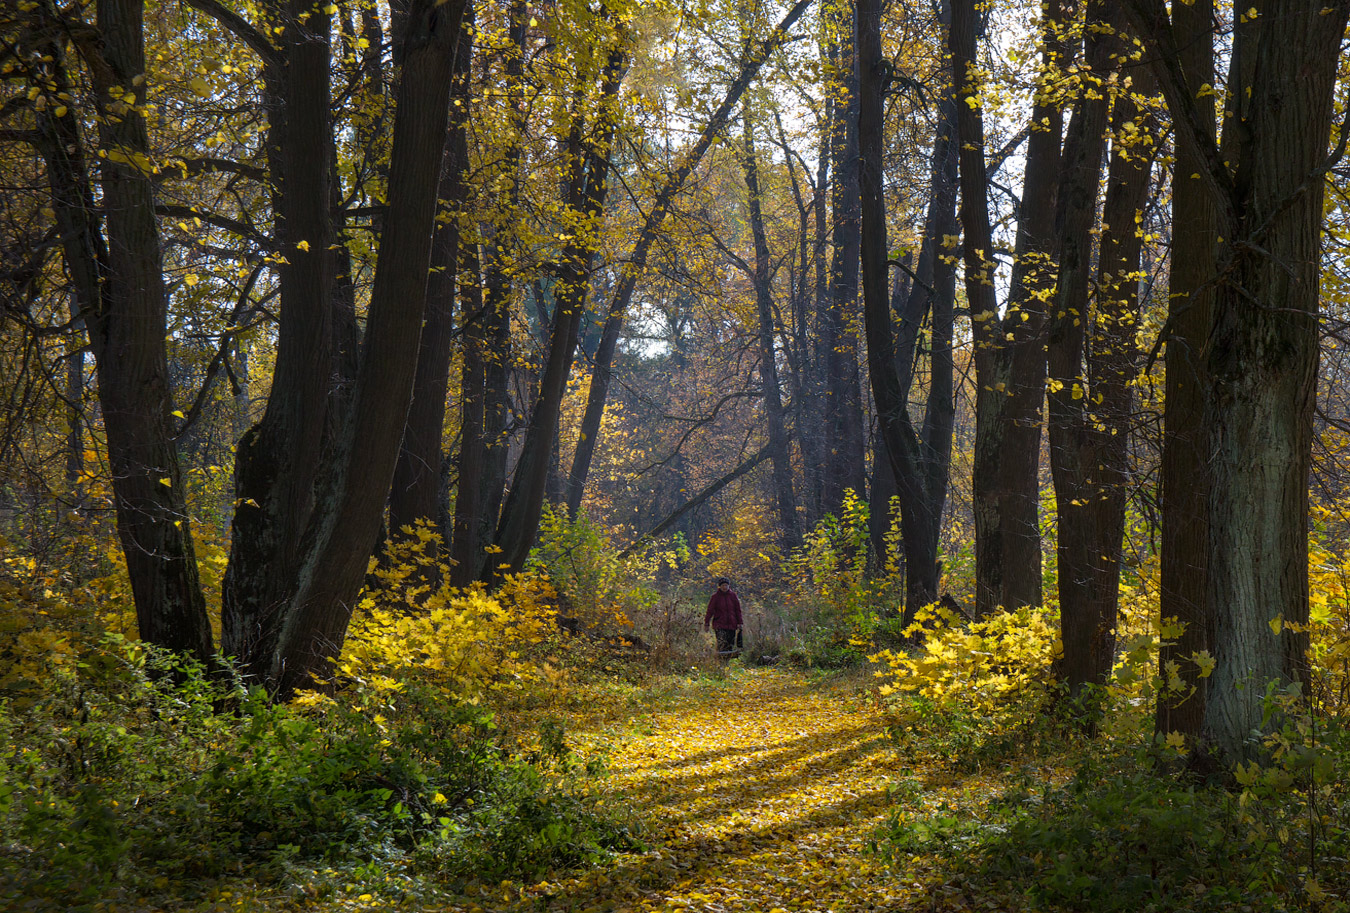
[32,0,214,661]
[222,0,335,677]
[1128,0,1348,764]
[1153,0,1215,743]
[1046,0,1119,700]
[871,0,960,612]
[1198,0,1344,762]
[741,108,799,552]
[822,3,868,513]
[269,0,468,696]
[65,322,84,489]
[968,0,1063,616]
[389,6,474,545]
[450,232,487,585]
[803,94,832,525]
[465,0,530,582]
[494,45,626,575]
[953,0,1054,617]
[561,0,814,518]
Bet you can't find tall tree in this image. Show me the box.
[740,106,800,552]
[213,0,469,694]
[494,38,628,575]
[25,0,215,661]
[453,0,528,584]
[869,0,960,613]
[1128,0,1350,762]
[1152,0,1216,744]
[388,2,475,548]
[953,0,1065,616]
[821,0,868,513]
[1048,1,1156,701]
[221,0,337,677]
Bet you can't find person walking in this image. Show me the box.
[704,577,743,658]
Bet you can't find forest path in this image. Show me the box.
[460,668,947,913]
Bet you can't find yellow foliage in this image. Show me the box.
[873,602,1060,725]
[337,524,559,701]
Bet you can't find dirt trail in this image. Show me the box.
[457,669,924,912]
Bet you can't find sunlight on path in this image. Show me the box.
[455,669,923,913]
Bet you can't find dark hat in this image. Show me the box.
[717,577,730,586]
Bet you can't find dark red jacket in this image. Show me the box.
[704,589,743,629]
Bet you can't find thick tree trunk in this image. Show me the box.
[494,46,626,575]
[222,0,335,676]
[1197,0,1344,762]
[269,0,468,696]
[741,109,799,552]
[561,0,814,518]
[389,8,474,545]
[1128,0,1347,764]
[822,4,868,513]
[1154,0,1215,743]
[33,0,214,661]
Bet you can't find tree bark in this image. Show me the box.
[269,0,468,696]
[494,44,627,575]
[389,5,475,546]
[222,0,335,677]
[31,0,214,661]
[860,0,958,617]
[1127,0,1348,763]
[561,0,815,518]
[1046,0,1138,701]
[1153,0,1215,744]
[821,2,868,515]
[450,234,488,586]
[465,0,529,582]
[874,1,960,611]
[741,108,799,552]
[969,0,1064,616]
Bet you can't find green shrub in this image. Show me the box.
[0,630,639,909]
[877,744,1350,912]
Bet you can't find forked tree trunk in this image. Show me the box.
[268,0,469,696]
[955,0,1064,617]
[1127,0,1348,764]
[872,0,959,613]
[1047,1,1155,700]
[222,0,336,676]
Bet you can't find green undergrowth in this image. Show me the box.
[878,733,1350,912]
[871,607,1350,912]
[0,635,642,911]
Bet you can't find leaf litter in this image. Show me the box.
[445,668,982,913]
